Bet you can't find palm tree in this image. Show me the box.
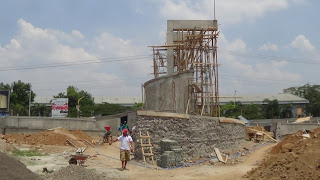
[263,99,280,119]
[281,103,293,118]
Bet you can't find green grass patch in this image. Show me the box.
[13,150,46,157]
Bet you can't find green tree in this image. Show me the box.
[94,103,125,116]
[131,102,144,110]
[54,86,95,117]
[220,101,241,118]
[0,82,10,90]
[1,80,35,116]
[263,99,280,119]
[241,103,264,119]
[280,103,293,118]
[31,103,50,117]
[284,84,320,116]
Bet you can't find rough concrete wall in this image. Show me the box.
[144,70,193,114]
[134,114,245,160]
[95,111,137,136]
[0,111,137,137]
[95,117,120,136]
[275,122,320,139]
[3,116,97,130]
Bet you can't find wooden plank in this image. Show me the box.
[224,155,228,163]
[143,153,154,156]
[214,148,225,163]
[248,128,278,142]
[192,83,202,93]
[139,135,150,138]
[147,131,154,164]
[141,144,152,147]
[67,139,78,149]
[185,97,190,114]
[82,139,95,147]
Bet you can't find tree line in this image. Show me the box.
[0,80,126,117]
[1,81,319,119]
[221,84,320,119]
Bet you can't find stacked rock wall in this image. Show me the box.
[134,111,245,161]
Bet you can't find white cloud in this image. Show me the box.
[290,35,315,52]
[0,19,150,96]
[218,33,300,94]
[159,0,302,25]
[135,8,144,15]
[260,42,278,51]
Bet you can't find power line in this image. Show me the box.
[0,55,152,72]
[219,50,320,64]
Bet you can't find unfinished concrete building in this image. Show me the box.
[135,20,245,165]
[145,20,220,117]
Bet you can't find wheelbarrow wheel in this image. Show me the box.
[69,157,77,165]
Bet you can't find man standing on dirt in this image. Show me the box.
[112,129,134,171]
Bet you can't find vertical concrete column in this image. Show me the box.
[167,21,174,75]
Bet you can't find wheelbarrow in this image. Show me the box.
[69,154,90,166]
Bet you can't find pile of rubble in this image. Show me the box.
[0,151,41,180]
[2,128,93,147]
[46,165,105,180]
[246,128,320,180]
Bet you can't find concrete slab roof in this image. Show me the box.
[219,93,309,105]
[34,93,307,106]
[34,96,142,106]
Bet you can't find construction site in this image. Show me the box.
[1,19,320,180]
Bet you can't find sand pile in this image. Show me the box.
[4,128,93,147]
[246,128,320,180]
[0,151,41,180]
[46,165,104,180]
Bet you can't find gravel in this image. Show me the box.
[46,165,105,180]
[0,151,41,180]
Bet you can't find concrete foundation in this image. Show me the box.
[134,110,245,161]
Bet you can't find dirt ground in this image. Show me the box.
[247,128,320,180]
[83,142,275,180]
[0,141,275,179]
[0,128,277,180]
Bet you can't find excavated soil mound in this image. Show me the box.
[0,151,41,180]
[4,128,93,147]
[246,128,320,180]
[46,165,104,180]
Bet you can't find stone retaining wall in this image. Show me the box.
[134,111,245,161]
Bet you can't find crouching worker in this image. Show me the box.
[111,129,134,171]
[103,126,112,144]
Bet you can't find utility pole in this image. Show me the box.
[77,96,84,118]
[29,88,31,116]
[234,90,237,105]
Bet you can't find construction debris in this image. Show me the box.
[214,148,228,163]
[294,116,313,123]
[46,165,104,180]
[246,126,277,142]
[246,127,320,180]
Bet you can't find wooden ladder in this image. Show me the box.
[139,131,154,164]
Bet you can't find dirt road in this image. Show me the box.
[83,142,276,180]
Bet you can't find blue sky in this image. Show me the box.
[0,0,319,97]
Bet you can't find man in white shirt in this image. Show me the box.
[112,129,134,170]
